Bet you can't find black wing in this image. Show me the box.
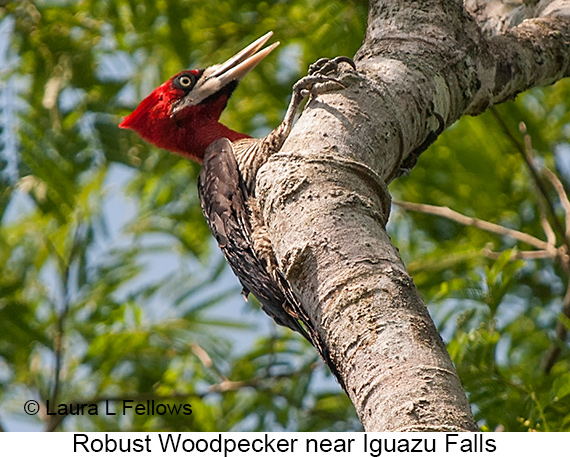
[198,138,308,335]
[198,138,344,389]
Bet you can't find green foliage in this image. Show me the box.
[0,0,364,431]
[1,0,569,433]
[390,78,570,431]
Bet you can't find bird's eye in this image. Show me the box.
[179,76,192,87]
[174,73,197,91]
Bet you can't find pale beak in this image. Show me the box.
[172,32,279,114]
[207,31,280,86]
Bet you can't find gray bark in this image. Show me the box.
[257,0,570,431]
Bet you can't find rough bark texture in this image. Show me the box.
[257,0,570,431]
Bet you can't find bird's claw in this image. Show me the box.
[296,56,355,98]
[278,57,355,137]
[293,71,349,99]
[308,56,356,76]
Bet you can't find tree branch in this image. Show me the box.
[543,167,570,242]
[485,7,570,110]
[394,199,556,253]
[257,0,570,431]
[482,247,554,261]
[487,114,570,372]
[490,109,567,243]
[540,168,570,372]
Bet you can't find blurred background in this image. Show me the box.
[0,0,569,432]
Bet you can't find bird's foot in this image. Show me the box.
[293,74,346,99]
[296,56,356,98]
[276,57,356,146]
[308,56,356,76]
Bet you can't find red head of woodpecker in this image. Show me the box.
[119,32,279,162]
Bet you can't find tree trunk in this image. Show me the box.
[257,0,570,431]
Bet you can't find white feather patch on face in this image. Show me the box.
[176,72,224,108]
[170,34,279,116]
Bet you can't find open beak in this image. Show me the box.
[172,32,279,114]
[208,31,279,86]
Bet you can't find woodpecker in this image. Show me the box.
[120,32,355,388]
